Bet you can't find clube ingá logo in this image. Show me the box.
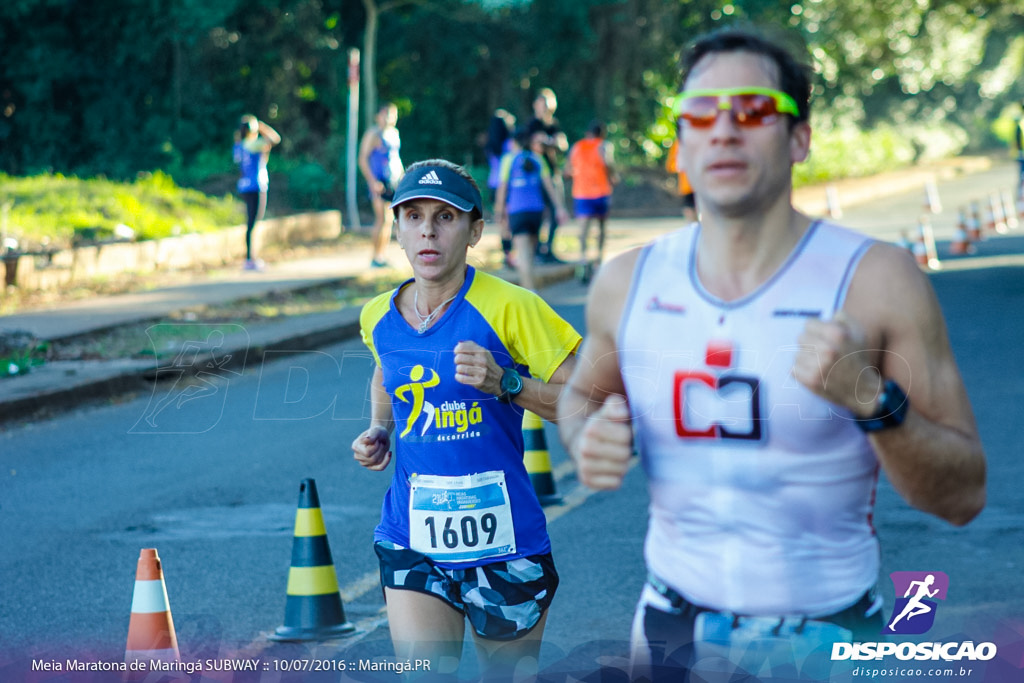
[883,570,948,635]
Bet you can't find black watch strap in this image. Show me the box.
[856,379,909,432]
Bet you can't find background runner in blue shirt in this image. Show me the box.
[232,115,280,270]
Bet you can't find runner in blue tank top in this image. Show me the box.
[359,102,404,268]
[232,115,280,270]
[352,159,580,679]
[495,130,568,291]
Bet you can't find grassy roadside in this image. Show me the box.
[0,233,518,374]
[1,171,243,252]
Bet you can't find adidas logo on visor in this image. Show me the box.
[419,170,443,185]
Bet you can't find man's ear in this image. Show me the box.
[790,121,811,164]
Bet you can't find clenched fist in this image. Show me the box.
[352,424,392,471]
[570,395,634,490]
[454,340,502,396]
[792,310,883,417]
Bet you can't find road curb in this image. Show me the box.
[0,264,578,426]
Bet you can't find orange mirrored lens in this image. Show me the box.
[678,94,783,128]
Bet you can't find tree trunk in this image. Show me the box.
[361,0,379,130]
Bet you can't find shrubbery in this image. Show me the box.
[0,117,973,255]
[1,171,244,252]
[794,121,968,187]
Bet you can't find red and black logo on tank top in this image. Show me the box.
[672,340,763,441]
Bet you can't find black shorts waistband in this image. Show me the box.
[646,572,881,633]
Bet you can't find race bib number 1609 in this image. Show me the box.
[408,471,516,563]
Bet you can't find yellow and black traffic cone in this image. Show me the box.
[270,478,355,641]
[523,411,562,506]
[124,548,180,669]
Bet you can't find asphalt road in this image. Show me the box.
[2,164,1023,681]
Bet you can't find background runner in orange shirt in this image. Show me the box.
[566,120,618,262]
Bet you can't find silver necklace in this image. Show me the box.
[413,289,458,333]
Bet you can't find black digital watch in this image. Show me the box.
[498,367,524,404]
[855,379,909,433]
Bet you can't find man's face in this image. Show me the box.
[534,93,556,118]
[678,51,809,218]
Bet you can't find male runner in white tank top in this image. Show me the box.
[558,27,986,681]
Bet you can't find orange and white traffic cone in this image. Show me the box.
[923,180,942,215]
[825,184,842,219]
[1001,190,1019,231]
[896,231,914,254]
[968,201,983,243]
[912,225,928,267]
[989,194,1008,235]
[950,208,973,256]
[915,218,941,270]
[124,548,180,667]
[983,198,997,234]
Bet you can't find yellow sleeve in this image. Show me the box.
[499,153,514,184]
[465,272,581,381]
[359,291,393,367]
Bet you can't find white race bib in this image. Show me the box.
[408,471,516,562]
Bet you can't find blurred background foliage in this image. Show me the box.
[3,0,1024,241]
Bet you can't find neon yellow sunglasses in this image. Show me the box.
[673,87,800,128]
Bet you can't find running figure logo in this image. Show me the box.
[884,571,949,635]
[131,325,247,434]
[394,364,441,438]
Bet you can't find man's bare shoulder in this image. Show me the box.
[846,239,941,334]
[585,247,644,335]
[605,245,644,269]
[591,247,643,296]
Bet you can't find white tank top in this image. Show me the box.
[619,221,880,616]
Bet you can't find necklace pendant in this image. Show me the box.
[418,321,429,334]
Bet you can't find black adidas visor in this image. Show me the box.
[390,164,483,216]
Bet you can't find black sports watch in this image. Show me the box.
[498,367,524,404]
[855,379,909,433]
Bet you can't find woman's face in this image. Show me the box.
[377,105,398,128]
[395,199,483,283]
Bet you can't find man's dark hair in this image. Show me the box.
[680,27,813,126]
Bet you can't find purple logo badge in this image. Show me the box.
[883,571,949,635]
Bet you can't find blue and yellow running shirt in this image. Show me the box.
[360,267,581,568]
[499,151,549,215]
